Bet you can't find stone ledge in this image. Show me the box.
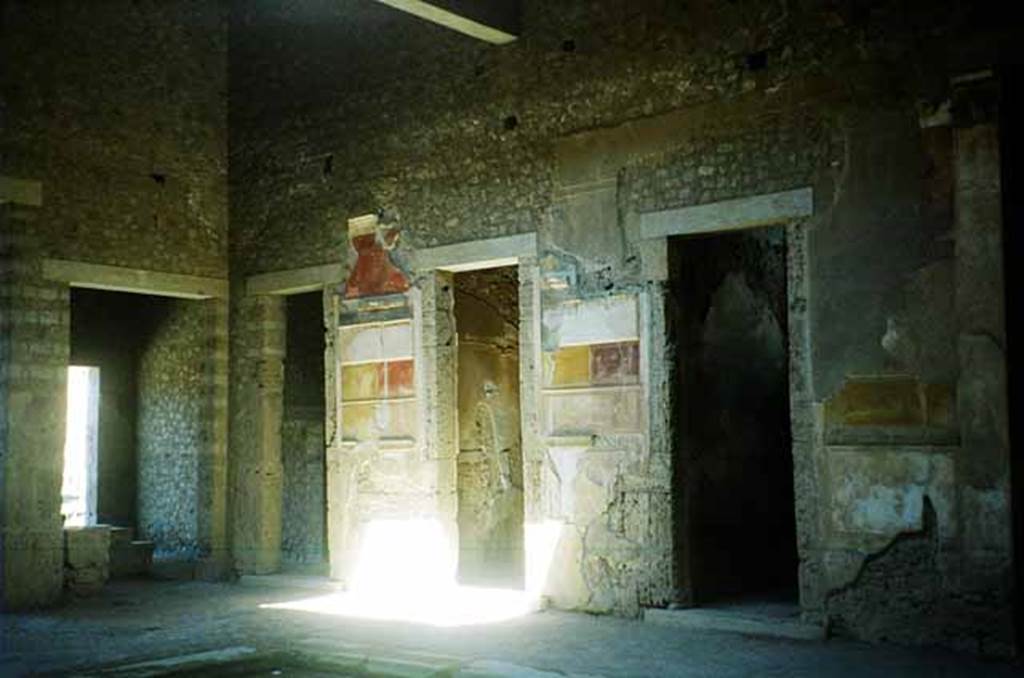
[413,233,537,272]
[639,187,813,240]
[42,259,228,299]
[246,262,344,296]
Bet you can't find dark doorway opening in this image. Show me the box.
[281,291,328,574]
[69,288,208,571]
[999,65,1023,651]
[669,225,799,607]
[453,266,524,589]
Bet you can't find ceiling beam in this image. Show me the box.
[372,0,518,44]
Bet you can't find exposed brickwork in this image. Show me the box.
[0,206,69,608]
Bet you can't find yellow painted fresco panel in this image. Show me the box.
[342,363,384,401]
[547,346,590,387]
[341,402,376,441]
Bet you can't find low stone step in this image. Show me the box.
[644,607,825,641]
[109,540,154,578]
[107,525,135,547]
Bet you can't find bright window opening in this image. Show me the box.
[61,366,100,527]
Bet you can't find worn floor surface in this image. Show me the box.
[1,579,1020,677]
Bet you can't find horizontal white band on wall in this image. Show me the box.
[42,259,228,299]
[639,187,813,240]
[413,232,537,272]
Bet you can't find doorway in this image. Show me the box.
[999,65,1023,650]
[669,225,798,607]
[61,365,100,527]
[453,266,525,588]
[68,287,212,561]
[281,291,328,574]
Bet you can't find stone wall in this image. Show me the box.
[1,0,229,603]
[230,293,285,574]
[228,1,1017,653]
[0,0,1015,655]
[2,0,228,277]
[282,292,327,569]
[0,205,69,608]
[137,298,209,561]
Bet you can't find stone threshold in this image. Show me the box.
[644,606,825,642]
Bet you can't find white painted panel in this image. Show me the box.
[381,321,413,359]
[340,325,382,364]
[544,388,643,435]
[543,295,638,347]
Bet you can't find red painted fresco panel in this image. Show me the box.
[345,232,410,298]
[387,359,415,397]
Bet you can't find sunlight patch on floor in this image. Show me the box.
[260,518,564,627]
[260,585,541,628]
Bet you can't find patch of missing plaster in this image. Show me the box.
[823,495,954,646]
[823,488,1011,654]
[826,495,937,607]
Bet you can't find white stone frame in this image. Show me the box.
[413,233,541,590]
[242,263,345,577]
[40,258,232,576]
[637,187,815,609]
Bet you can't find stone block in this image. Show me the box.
[64,525,111,595]
[110,540,155,578]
